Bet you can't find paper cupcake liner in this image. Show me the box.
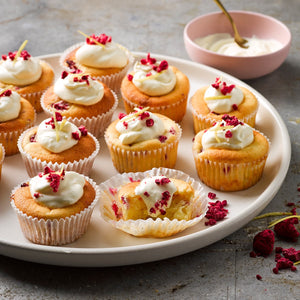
[122,92,188,123]
[59,42,134,96]
[0,144,5,179]
[41,89,119,139]
[99,167,208,237]
[104,125,182,173]
[0,115,36,156]
[191,105,258,133]
[17,129,100,177]
[193,131,270,191]
[10,176,100,246]
[19,60,55,113]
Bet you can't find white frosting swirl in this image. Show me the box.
[202,120,254,150]
[0,57,42,86]
[132,61,176,96]
[0,90,21,122]
[204,82,244,113]
[135,175,177,217]
[54,74,104,106]
[36,118,81,153]
[116,110,165,145]
[76,42,127,68]
[29,171,85,208]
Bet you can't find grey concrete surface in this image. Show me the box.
[0,0,299,299]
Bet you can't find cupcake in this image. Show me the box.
[0,40,54,112]
[190,77,258,133]
[104,107,182,173]
[0,88,36,156]
[10,166,100,245]
[60,32,133,93]
[41,71,118,138]
[121,53,190,123]
[99,167,207,237]
[0,143,4,179]
[192,115,269,191]
[18,112,99,176]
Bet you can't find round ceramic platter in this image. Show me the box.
[0,52,291,267]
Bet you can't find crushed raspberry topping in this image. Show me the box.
[45,112,63,129]
[2,50,31,61]
[232,104,238,111]
[144,191,150,197]
[146,118,154,127]
[140,53,169,73]
[225,130,233,138]
[21,182,29,187]
[139,111,150,120]
[155,177,171,185]
[86,33,112,45]
[222,114,243,126]
[41,167,65,193]
[158,135,167,143]
[52,100,70,111]
[66,59,79,71]
[252,229,275,257]
[61,71,68,79]
[211,77,235,95]
[78,125,88,136]
[208,192,216,200]
[34,192,40,198]
[118,112,127,120]
[30,133,36,143]
[127,74,133,81]
[0,89,12,97]
[109,187,117,195]
[169,127,176,135]
[205,200,228,226]
[72,131,80,140]
[274,217,299,242]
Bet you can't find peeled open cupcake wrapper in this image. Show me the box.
[10,176,100,246]
[59,42,134,96]
[17,129,100,177]
[99,167,208,238]
[40,89,119,139]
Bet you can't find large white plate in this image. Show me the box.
[0,53,291,267]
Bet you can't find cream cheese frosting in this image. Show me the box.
[29,168,85,208]
[0,56,42,86]
[131,54,176,96]
[36,114,81,153]
[135,175,177,217]
[116,108,165,145]
[204,78,244,113]
[201,115,254,150]
[76,37,127,69]
[54,72,104,106]
[0,89,21,122]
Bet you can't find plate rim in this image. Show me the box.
[0,52,291,266]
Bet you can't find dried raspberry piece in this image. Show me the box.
[220,82,235,95]
[72,131,80,140]
[34,192,40,198]
[232,104,238,111]
[205,200,228,226]
[20,183,29,187]
[256,274,262,280]
[225,130,233,138]
[127,74,133,81]
[61,71,68,79]
[139,111,150,120]
[158,135,167,143]
[274,218,299,242]
[146,118,154,127]
[282,247,300,262]
[252,229,275,257]
[78,125,88,136]
[118,112,127,120]
[208,192,216,199]
[52,100,69,111]
[109,187,117,195]
[0,89,12,97]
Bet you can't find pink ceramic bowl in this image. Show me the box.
[183,11,291,79]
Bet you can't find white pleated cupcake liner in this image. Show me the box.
[99,167,208,238]
[59,42,134,96]
[19,60,55,113]
[190,105,258,133]
[104,125,182,173]
[192,130,270,191]
[10,176,100,246]
[41,89,119,139]
[0,113,36,156]
[17,129,100,177]
[0,144,5,179]
[122,92,188,123]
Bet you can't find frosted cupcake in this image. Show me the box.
[18,112,99,176]
[0,88,36,156]
[99,168,207,237]
[192,115,269,191]
[60,32,133,93]
[104,107,182,173]
[0,143,4,179]
[41,71,118,138]
[190,77,258,133]
[0,40,54,112]
[10,166,99,245]
[121,53,190,122]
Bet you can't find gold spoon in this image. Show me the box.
[213,0,249,48]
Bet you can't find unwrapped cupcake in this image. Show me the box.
[99,168,207,237]
[0,40,54,112]
[60,32,133,93]
[190,77,258,133]
[192,114,269,191]
[0,88,36,155]
[10,166,99,245]
[121,53,190,123]
[104,107,182,173]
[18,112,99,176]
[41,70,118,138]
